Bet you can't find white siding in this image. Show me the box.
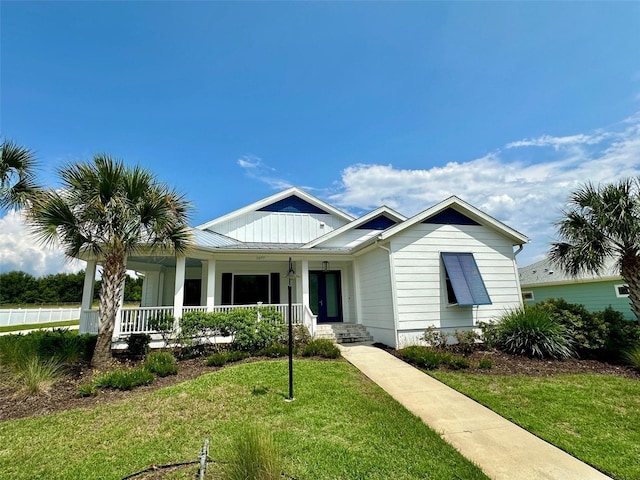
[355,247,395,333]
[210,211,349,243]
[391,223,522,339]
[319,229,380,248]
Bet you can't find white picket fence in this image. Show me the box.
[0,307,81,327]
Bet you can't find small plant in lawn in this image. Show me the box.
[13,355,64,396]
[223,425,282,480]
[477,358,493,370]
[485,307,575,359]
[625,345,640,371]
[144,352,178,377]
[76,382,98,397]
[300,339,341,359]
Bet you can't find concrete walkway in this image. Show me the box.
[338,343,611,480]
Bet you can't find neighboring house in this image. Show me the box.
[78,187,529,348]
[519,258,634,320]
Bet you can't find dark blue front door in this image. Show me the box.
[310,271,342,323]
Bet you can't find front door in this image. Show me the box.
[310,271,343,323]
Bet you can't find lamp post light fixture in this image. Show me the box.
[286,257,296,402]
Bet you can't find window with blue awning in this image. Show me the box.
[441,252,492,306]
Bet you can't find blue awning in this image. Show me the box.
[441,253,492,306]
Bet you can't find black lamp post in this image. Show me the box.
[286,257,296,401]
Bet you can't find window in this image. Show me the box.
[221,273,280,305]
[615,284,630,298]
[522,291,535,301]
[441,252,492,306]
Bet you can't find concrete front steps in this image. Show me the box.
[315,323,374,344]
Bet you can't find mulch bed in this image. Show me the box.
[374,343,640,379]
[1,348,638,423]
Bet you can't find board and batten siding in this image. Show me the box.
[525,280,634,320]
[355,247,396,346]
[210,211,349,244]
[391,223,523,345]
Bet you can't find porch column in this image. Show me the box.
[206,259,216,311]
[301,260,309,307]
[173,256,186,322]
[79,259,97,334]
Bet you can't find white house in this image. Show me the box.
[78,187,529,348]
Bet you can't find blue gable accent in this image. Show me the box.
[258,195,329,214]
[356,215,398,230]
[423,207,481,226]
[441,252,492,306]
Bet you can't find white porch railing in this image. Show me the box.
[79,303,317,338]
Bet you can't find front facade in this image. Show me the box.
[519,258,635,320]
[79,187,529,348]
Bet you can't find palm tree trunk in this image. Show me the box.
[621,254,640,321]
[91,251,127,368]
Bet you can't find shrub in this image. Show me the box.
[148,313,177,348]
[227,308,284,352]
[92,367,154,390]
[223,426,282,480]
[487,308,575,359]
[453,329,481,355]
[399,345,452,370]
[477,358,493,370]
[420,326,448,348]
[0,330,96,367]
[535,299,640,359]
[447,356,470,370]
[625,345,640,371]
[258,343,289,358]
[206,350,250,367]
[144,352,178,377]
[300,339,340,359]
[13,355,64,396]
[126,333,151,359]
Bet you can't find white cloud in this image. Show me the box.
[330,116,640,266]
[237,154,292,190]
[0,209,85,276]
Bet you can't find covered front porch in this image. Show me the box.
[78,253,355,344]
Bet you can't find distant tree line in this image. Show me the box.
[0,270,143,306]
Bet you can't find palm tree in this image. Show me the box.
[0,140,40,209]
[549,178,640,320]
[27,155,192,367]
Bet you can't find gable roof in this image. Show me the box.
[303,206,406,249]
[196,187,354,231]
[519,257,622,287]
[374,196,529,245]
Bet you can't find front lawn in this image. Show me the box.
[0,360,489,480]
[431,371,640,480]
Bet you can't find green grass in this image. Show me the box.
[0,319,79,333]
[430,371,640,480]
[0,360,488,480]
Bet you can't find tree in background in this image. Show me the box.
[0,140,41,209]
[0,270,145,305]
[550,178,640,320]
[27,155,192,368]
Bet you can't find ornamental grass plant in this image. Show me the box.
[484,307,575,359]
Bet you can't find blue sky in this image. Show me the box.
[1,1,640,275]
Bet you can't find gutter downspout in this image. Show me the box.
[376,236,401,349]
[513,244,525,308]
